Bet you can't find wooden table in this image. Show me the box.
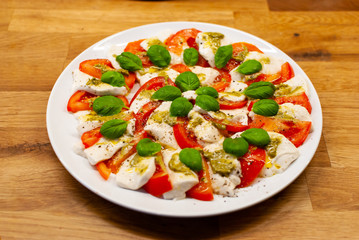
[1,0,359,239]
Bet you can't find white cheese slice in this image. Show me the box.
[129,90,155,114]
[218,92,246,102]
[135,67,180,86]
[72,69,127,96]
[275,75,309,97]
[187,110,221,144]
[84,136,132,165]
[190,66,220,86]
[107,44,126,69]
[182,90,197,100]
[260,132,300,177]
[116,153,156,190]
[277,103,312,122]
[225,80,248,92]
[162,149,199,200]
[220,108,249,125]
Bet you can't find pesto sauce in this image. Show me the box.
[188,117,204,129]
[86,78,103,86]
[130,154,149,175]
[274,84,302,97]
[204,150,235,175]
[202,32,225,53]
[139,89,155,99]
[168,153,193,175]
[232,45,248,62]
[82,111,127,122]
[266,137,282,158]
[147,38,166,48]
[150,110,177,126]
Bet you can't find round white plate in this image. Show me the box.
[47,21,322,218]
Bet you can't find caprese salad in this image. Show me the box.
[67,28,313,201]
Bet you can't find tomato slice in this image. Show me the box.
[210,69,231,92]
[275,92,312,113]
[186,37,211,67]
[173,118,203,149]
[125,72,137,89]
[143,153,173,197]
[202,114,249,134]
[124,39,152,68]
[224,58,241,72]
[165,28,201,55]
[81,127,102,148]
[135,101,162,132]
[171,64,191,73]
[218,99,248,110]
[96,161,111,180]
[116,95,130,108]
[129,76,176,106]
[237,145,266,188]
[273,62,295,84]
[186,158,213,201]
[250,115,311,147]
[67,90,96,113]
[232,42,263,55]
[79,59,113,79]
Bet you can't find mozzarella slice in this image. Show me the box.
[203,139,242,197]
[72,69,127,96]
[187,110,221,144]
[116,153,156,190]
[218,92,246,102]
[225,80,248,92]
[219,108,249,125]
[107,44,126,69]
[190,66,220,86]
[84,135,132,165]
[162,149,199,200]
[129,89,155,114]
[182,90,197,100]
[144,101,179,149]
[275,75,310,97]
[277,103,312,122]
[135,67,180,86]
[260,132,300,177]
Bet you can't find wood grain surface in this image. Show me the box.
[1,0,359,239]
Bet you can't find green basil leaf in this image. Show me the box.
[136,138,162,157]
[195,95,220,112]
[151,85,182,101]
[183,48,199,66]
[147,45,171,68]
[92,96,126,116]
[101,71,126,87]
[175,71,200,92]
[170,97,193,117]
[237,59,262,75]
[241,128,270,147]
[179,148,202,171]
[116,52,143,71]
[195,86,219,98]
[100,119,128,139]
[215,44,233,69]
[252,99,279,116]
[244,81,275,99]
[223,137,249,157]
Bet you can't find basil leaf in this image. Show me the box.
[116,52,143,71]
[252,99,279,116]
[151,86,182,101]
[101,71,126,87]
[136,138,162,157]
[195,86,219,98]
[215,44,233,69]
[244,81,275,99]
[93,96,126,116]
[170,97,193,117]
[223,137,249,157]
[147,45,171,68]
[175,71,200,92]
[100,119,128,139]
[241,128,270,147]
[195,95,220,112]
[179,148,202,171]
[237,59,262,75]
[183,48,199,66]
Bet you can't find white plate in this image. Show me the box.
[47,21,322,217]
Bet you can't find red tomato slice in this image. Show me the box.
[81,127,102,148]
[210,69,231,92]
[125,72,137,89]
[124,39,152,68]
[274,62,295,84]
[186,37,211,67]
[67,90,96,113]
[237,145,266,188]
[79,59,113,79]
[275,92,312,114]
[232,42,263,55]
[143,153,173,197]
[173,118,203,149]
[186,158,214,201]
[165,28,201,55]
[202,114,249,133]
[171,64,191,73]
[246,73,281,86]
[96,161,111,180]
[250,115,311,147]
[116,95,130,108]
[135,101,162,132]
[129,76,176,106]
[224,58,241,72]
[218,99,248,110]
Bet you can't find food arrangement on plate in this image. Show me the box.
[66,28,313,201]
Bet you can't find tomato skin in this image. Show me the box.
[67,90,95,113]
[275,92,312,114]
[171,64,191,73]
[143,153,173,197]
[219,99,248,110]
[135,101,162,132]
[274,62,295,84]
[129,76,175,106]
[81,127,102,148]
[211,69,231,92]
[237,145,266,188]
[124,39,152,67]
[96,161,111,180]
[125,72,136,89]
[173,119,203,149]
[186,159,213,201]
[250,115,311,147]
[165,28,201,55]
[79,59,113,79]
[116,95,130,108]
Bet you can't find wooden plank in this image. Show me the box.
[307,134,331,168]
[268,0,359,11]
[0,9,12,31]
